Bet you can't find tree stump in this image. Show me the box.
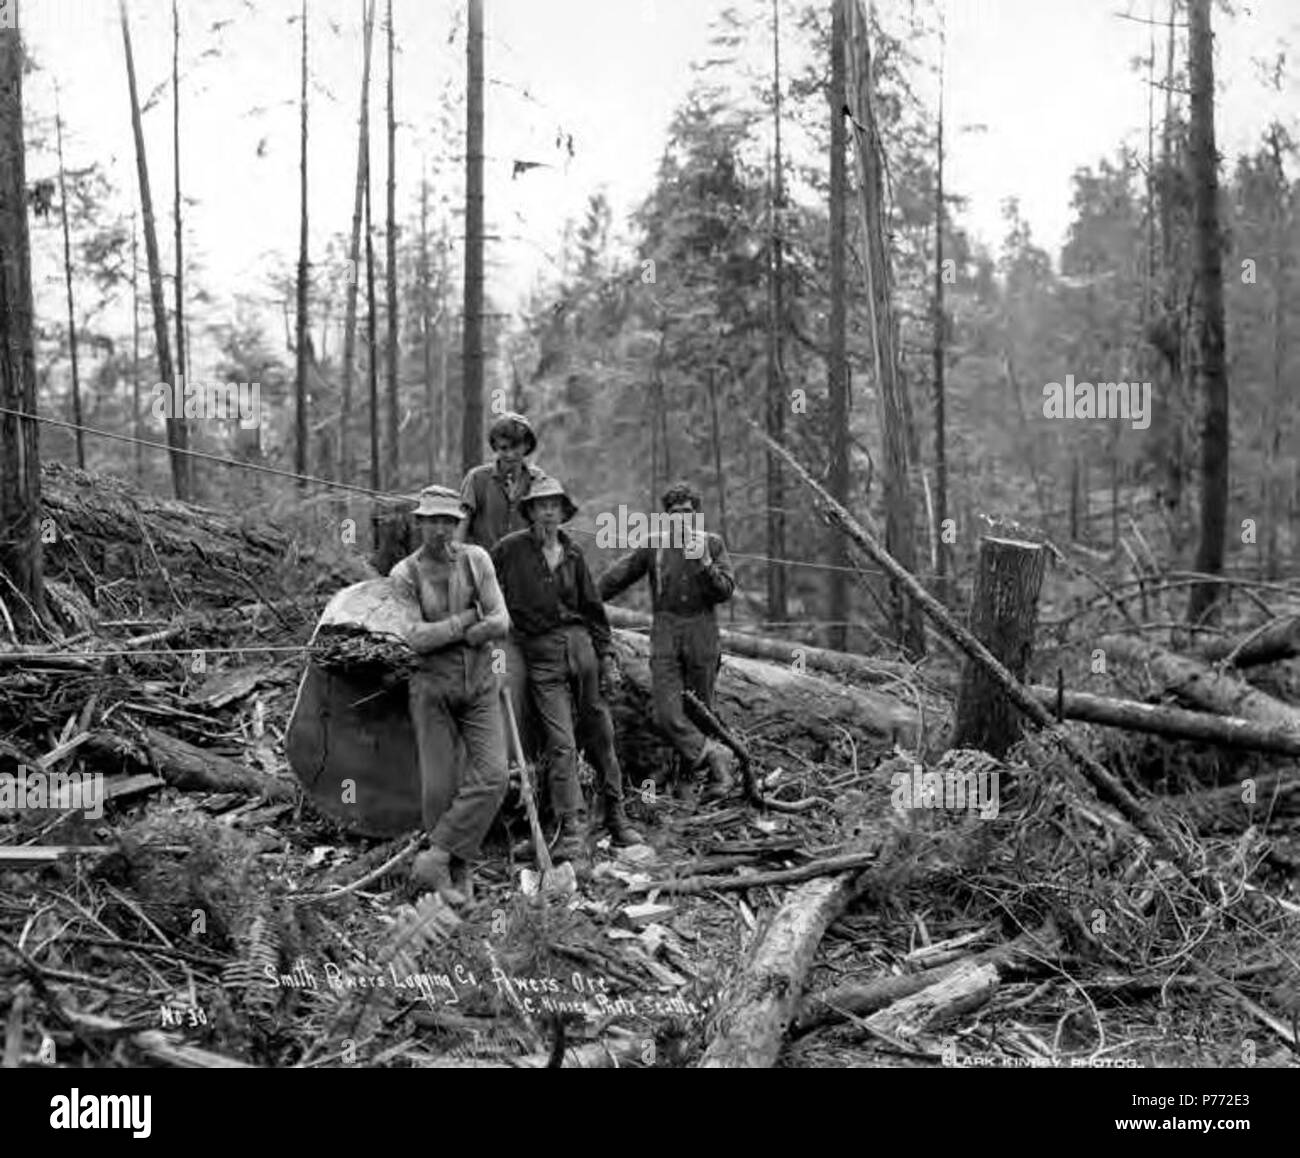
[951,536,1047,755]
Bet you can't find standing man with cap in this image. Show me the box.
[598,481,737,802]
[491,477,643,864]
[390,485,511,906]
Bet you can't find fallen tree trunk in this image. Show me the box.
[794,921,1060,1034]
[1028,685,1300,756]
[699,871,862,1068]
[862,960,999,1041]
[608,628,920,790]
[631,850,878,895]
[604,605,949,690]
[1195,616,1300,669]
[86,728,297,801]
[1099,633,1300,736]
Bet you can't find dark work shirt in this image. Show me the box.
[491,528,613,659]
[598,532,735,617]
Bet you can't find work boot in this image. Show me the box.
[699,740,736,802]
[599,794,643,847]
[410,845,467,907]
[551,814,590,872]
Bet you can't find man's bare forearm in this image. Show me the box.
[408,609,478,654]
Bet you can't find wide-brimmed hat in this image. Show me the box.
[488,411,537,455]
[411,485,467,521]
[518,475,577,523]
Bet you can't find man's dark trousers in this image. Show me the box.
[650,611,722,768]
[518,624,623,821]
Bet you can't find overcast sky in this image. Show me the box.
[16,0,1300,335]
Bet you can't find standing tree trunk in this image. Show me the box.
[439,229,450,480]
[1158,0,1187,535]
[132,208,142,482]
[706,364,733,621]
[366,136,379,500]
[1185,0,1228,626]
[844,0,923,656]
[341,0,376,486]
[419,165,434,482]
[461,0,485,478]
[826,0,849,650]
[1264,125,1289,580]
[120,0,185,500]
[384,0,399,489]
[53,80,83,469]
[951,537,1048,756]
[171,0,190,496]
[294,0,310,489]
[765,0,787,628]
[931,16,947,605]
[0,12,47,634]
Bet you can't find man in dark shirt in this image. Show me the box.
[491,477,642,863]
[459,411,547,550]
[599,481,736,801]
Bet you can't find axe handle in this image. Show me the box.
[500,688,555,874]
[682,688,763,805]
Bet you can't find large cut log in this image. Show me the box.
[1195,616,1300,669]
[1027,686,1300,756]
[1099,633,1300,736]
[86,728,297,801]
[952,536,1047,755]
[699,872,862,1068]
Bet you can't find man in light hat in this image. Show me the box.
[598,480,737,802]
[459,411,546,551]
[491,477,642,864]
[390,485,511,906]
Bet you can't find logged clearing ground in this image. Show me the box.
[0,466,1296,1069]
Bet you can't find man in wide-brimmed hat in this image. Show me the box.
[491,476,642,865]
[598,480,737,803]
[390,485,511,906]
[458,411,546,551]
